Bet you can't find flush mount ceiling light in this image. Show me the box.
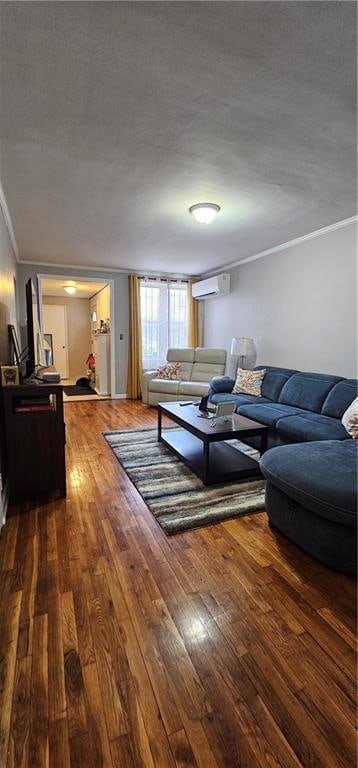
[189,202,221,224]
[63,285,76,295]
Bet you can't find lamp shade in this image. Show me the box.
[231,336,256,357]
[237,337,256,356]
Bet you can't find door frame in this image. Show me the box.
[37,273,116,397]
[42,302,69,380]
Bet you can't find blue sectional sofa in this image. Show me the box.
[208,366,356,448]
[261,440,357,575]
[208,366,357,574]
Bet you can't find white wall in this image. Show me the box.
[203,222,357,378]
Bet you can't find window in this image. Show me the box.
[140,279,188,370]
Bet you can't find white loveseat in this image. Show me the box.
[142,347,227,406]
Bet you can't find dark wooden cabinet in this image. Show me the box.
[1,384,66,503]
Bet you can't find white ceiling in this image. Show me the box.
[41,277,108,299]
[0,2,356,275]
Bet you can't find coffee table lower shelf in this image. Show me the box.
[160,428,262,485]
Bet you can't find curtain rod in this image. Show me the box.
[139,276,189,284]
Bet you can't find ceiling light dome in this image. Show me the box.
[64,284,76,295]
[189,202,220,224]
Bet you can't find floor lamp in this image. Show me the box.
[231,337,256,372]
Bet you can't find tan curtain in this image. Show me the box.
[187,279,200,347]
[127,274,143,399]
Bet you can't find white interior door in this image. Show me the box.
[42,304,69,379]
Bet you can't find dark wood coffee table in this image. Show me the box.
[157,401,268,485]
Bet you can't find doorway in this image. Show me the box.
[37,275,115,399]
[42,303,69,379]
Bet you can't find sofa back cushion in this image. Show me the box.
[191,347,226,382]
[167,348,195,363]
[166,347,226,382]
[279,372,342,413]
[192,362,226,382]
[255,365,298,401]
[194,347,227,366]
[321,379,358,419]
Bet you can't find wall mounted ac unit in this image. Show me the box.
[191,273,230,300]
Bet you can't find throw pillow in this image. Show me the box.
[157,362,182,380]
[232,367,266,397]
[342,397,358,438]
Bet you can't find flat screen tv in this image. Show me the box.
[25,278,47,377]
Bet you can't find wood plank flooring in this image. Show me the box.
[0,399,356,768]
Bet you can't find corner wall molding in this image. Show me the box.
[112,394,127,400]
[0,180,19,261]
[202,216,358,277]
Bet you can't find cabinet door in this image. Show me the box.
[9,413,65,499]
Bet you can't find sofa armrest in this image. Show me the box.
[209,376,235,394]
[142,369,158,404]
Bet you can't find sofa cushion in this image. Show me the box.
[238,403,303,427]
[278,372,342,413]
[175,362,193,380]
[232,368,266,396]
[260,440,357,526]
[167,348,195,363]
[194,347,227,366]
[321,379,358,418]
[342,397,358,439]
[276,413,349,442]
[148,378,180,395]
[179,380,210,397]
[192,362,226,382]
[157,362,182,380]
[210,392,271,408]
[256,366,298,401]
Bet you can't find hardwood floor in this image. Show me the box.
[0,399,356,768]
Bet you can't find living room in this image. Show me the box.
[0,2,356,768]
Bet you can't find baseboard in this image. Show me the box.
[112,394,128,399]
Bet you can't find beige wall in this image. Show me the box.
[90,284,110,330]
[96,284,110,323]
[43,295,91,381]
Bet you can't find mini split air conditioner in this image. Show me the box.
[191,273,230,300]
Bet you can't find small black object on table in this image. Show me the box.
[157,401,268,486]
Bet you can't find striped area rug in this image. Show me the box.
[103,427,266,535]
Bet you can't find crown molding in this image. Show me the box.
[202,215,358,277]
[0,180,19,261]
[16,214,358,279]
[17,258,190,280]
[19,259,131,274]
